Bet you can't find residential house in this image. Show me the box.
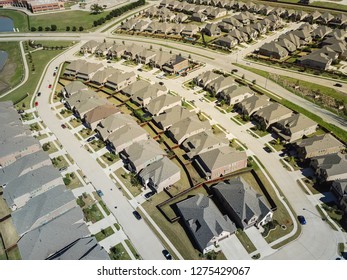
[317,12,335,25]
[47,237,110,260]
[146,94,181,116]
[0,151,51,187]
[155,22,174,34]
[279,33,302,49]
[80,40,99,54]
[219,86,254,106]
[330,13,347,28]
[171,24,185,35]
[229,29,249,43]
[144,21,160,33]
[97,114,137,141]
[2,165,63,210]
[119,18,137,30]
[222,16,242,28]
[258,42,289,59]
[206,76,237,96]
[65,89,95,111]
[194,70,221,88]
[181,24,199,37]
[95,41,114,56]
[214,35,238,49]
[139,157,181,192]
[234,13,250,25]
[194,146,247,180]
[104,71,136,92]
[162,55,189,74]
[306,10,322,23]
[217,22,235,33]
[89,67,119,88]
[135,49,157,65]
[298,52,333,70]
[107,44,127,58]
[277,38,297,53]
[252,103,293,129]
[203,23,221,37]
[205,7,227,19]
[237,94,271,116]
[17,207,89,260]
[83,104,120,130]
[212,177,273,229]
[310,153,347,182]
[251,22,267,35]
[64,59,86,77]
[71,95,108,119]
[182,130,229,158]
[175,12,188,23]
[240,26,259,41]
[292,29,312,44]
[108,123,148,153]
[272,113,317,143]
[296,134,345,159]
[177,194,236,253]
[11,185,76,236]
[62,81,88,97]
[122,44,146,60]
[266,14,282,29]
[191,12,208,22]
[311,25,332,39]
[122,138,166,172]
[150,51,174,69]
[76,62,104,81]
[153,105,195,130]
[168,115,211,144]
[330,180,347,211]
[133,20,150,32]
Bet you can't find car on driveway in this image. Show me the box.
[48,84,52,88]
[61,124,67,129]
[162,249,172,260]
[87,136,95,142]
[133,210,142,220]
[96,190,104,197]
[298,215,306,225]
[144,191,155,199]
[59,166,67,172]
[37,92,41,96]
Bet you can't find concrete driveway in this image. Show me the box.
[219,235,252,260]
[244,227,277,258]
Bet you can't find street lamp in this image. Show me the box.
[303,208,325,221]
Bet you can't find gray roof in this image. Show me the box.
[11,185,75,236]
[97,113,137,140]
[2,165,63,208]
[213,177,272,228]
[64,81,88,96]
[108,123,148,150]
[239,94,270,115]
[177,194,236,252]
[124,138,166,171]
[139,157,180,190]
[0,151,50,186]
[17,207,89,260]
[65,89,96,108]
[153,105,195,129]
[253,103,293,125]
[48,237,110,260]
[146,94,181,115]
[277,113,317,134]
[312,153,347,181]
[297,134,344,155]
[182,130,229,158]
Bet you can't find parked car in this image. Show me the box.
[96,190,104,197]
[264,146,272,153]
[334,83,342,87]
[107,60,111,63]
[17,109,24,114]
[59,166,67,172]
[159,81,164,86]
[144,191,155,199]
[133,210,142,220]
[137,68,143,72]
[35,101,39,107]
[298,215,306,225]
[61,124,67,129]
[48,84,52,88]
[53,72,56,77]
[87,136,95,142]
[37,92,41,96]
[162,249,172,260]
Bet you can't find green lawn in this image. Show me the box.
[94,226,115,242]
[109,243,132,260]
[250,126,269,137]
[101,152,120,166]
[99,201,111,216]
[0,42,23,94]
[89,139,105,152]
[29,10,110,31]
[235,229,257,254]
[0,45,68,108]
[114,168,142,197]
[64,172,82,189]
[83,204,105,223]
[42,141,58,154]
[311,1,347,11]
[0,10,29,31]
[51,156,69,169]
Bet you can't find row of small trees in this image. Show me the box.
[93,0,146,27]
[31,25,84,32]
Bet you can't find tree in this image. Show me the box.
[90,3,104,14]
[72,26,77,32]
[38,26,43,31]
[79,26,84,31]
[45,26,51,31]
[130,173,140,187]
[30,27,36,32]
[51,24,57,31]
[66,26,70,31]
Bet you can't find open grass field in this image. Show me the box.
[0,10,29,31]
[0,42,23,95]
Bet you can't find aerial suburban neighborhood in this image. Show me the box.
[0,0,346,263]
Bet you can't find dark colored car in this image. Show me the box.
[144,191,155,199]
[159,81,164,86]
[37,92,41,96]
[17,109,24,114]
[334,83,342,87]
[61,124,67,129]
[133,210,142,220]
[59,166,67,172]
[53,72,56,77]
[87,136,95,142]
[162,249,172,260]
[48,84,52,88]
[298,215,306,225]
[264,146,272,153]
[96,190,104,197]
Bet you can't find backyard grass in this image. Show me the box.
[124,239,141,260]
[0,10,29,31]
[235,229,257,254]
[142,123,158,138]
[109,243,132,260]
[321,202,344,230]
[0,42,23,95]
[99,201,111,216]
[101,152,119,166]
[0,46,68,108]
[83,204,105,223]
[94,226,115,242]
[315,205,338,231]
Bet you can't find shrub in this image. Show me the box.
[66,26,70,31]
[63,177,71,185]
[30,27,36,32]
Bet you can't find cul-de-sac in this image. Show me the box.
[0,0,347,260]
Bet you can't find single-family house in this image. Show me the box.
[258,42,289,59]
[191,12,208,22]
[80,40,99,54]
[277,38,297,53]
[181,24,199,37]
[203,23,221,37]
[214,35,238,49]
[194,146,247,180]
[146,94,181,116]
[234,13,250,25]
[65,89,95,111]
[150,51,174,69]
[296,134,345,159]
[162,55,189,74]
[72,95,108,119]
[240,26,258,41]
[104,71,136,92]
[252,103,293,129]
[122,44,146,60]
[62,81,88,97]
[177,194,236,253]
[212,177,273,229]
[206,76,237,96]
[153,105,195,130]
[219,86,254,106]
[89,67,119,88]
[311,26,332,39]
[310,153,347,182]
[83,104,120,130]
[237,94,271,116]
[194,71,221,88]
[272,113,317,143]
[135,49,157,65]
[95,41,114,56]
[330,180,347,211]
[229,29,249,43]
[298,52,333,70]
[139,157,181,192]
[107,44,127,58]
